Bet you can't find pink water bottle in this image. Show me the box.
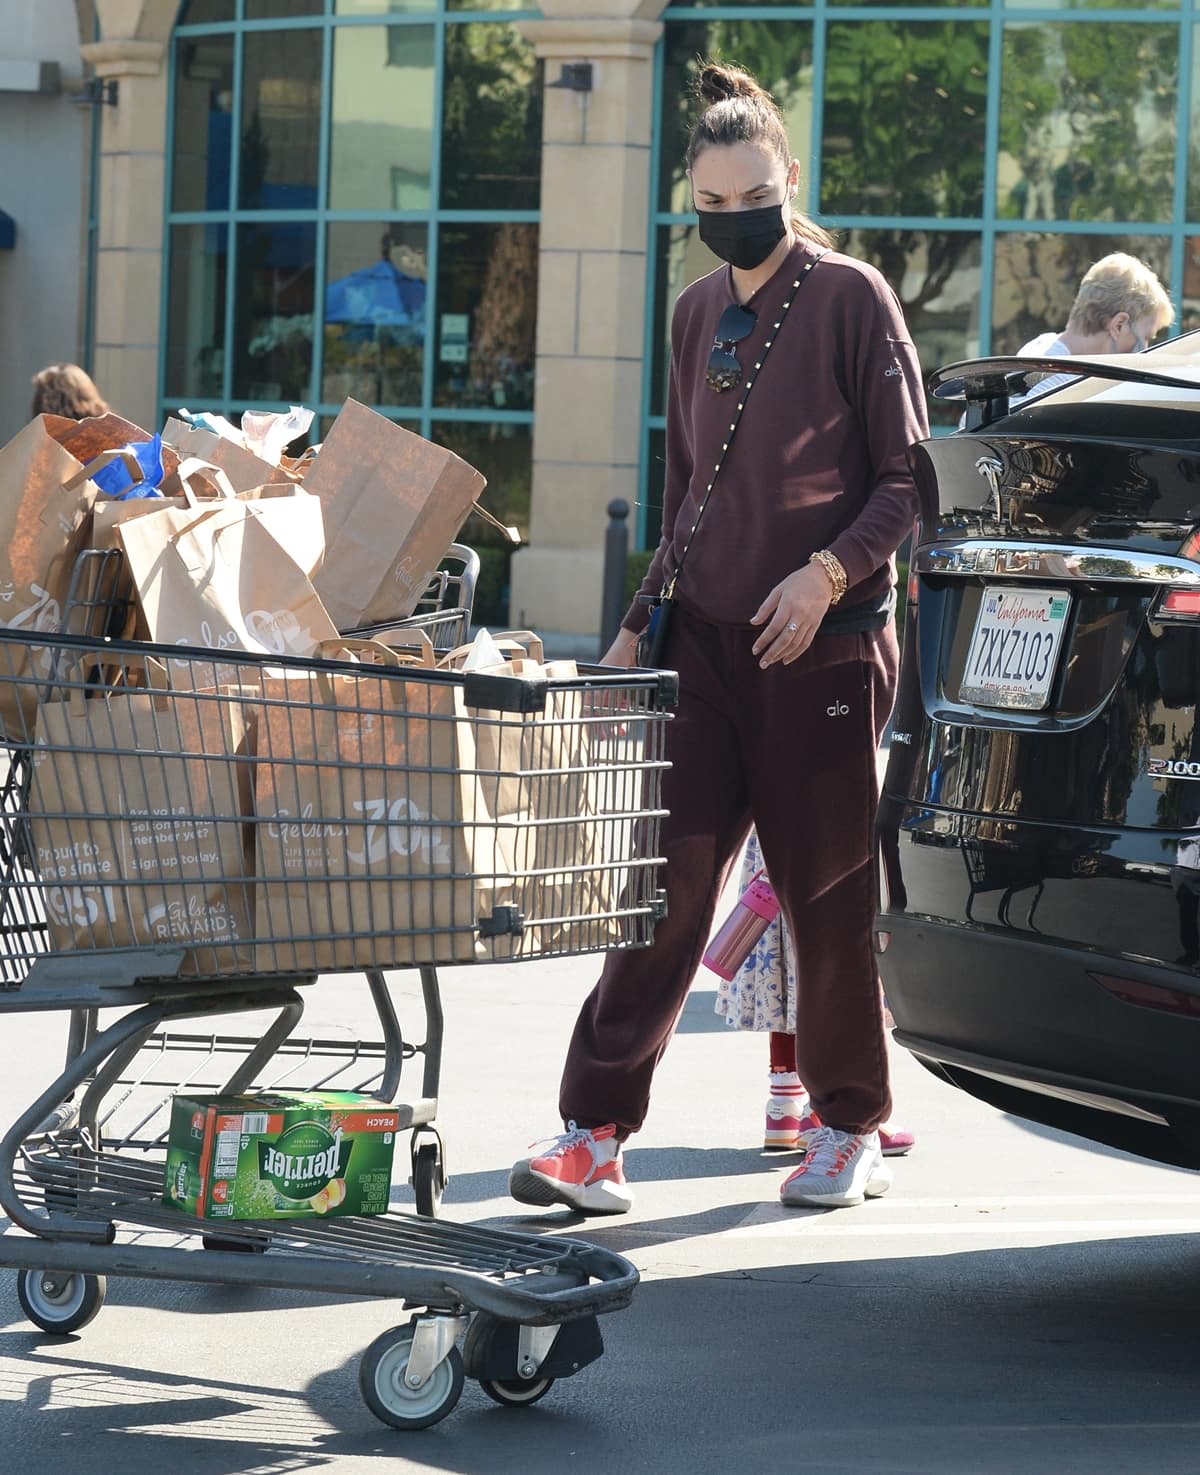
[702,870,780,980]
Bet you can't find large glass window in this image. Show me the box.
[822,22,988,218]
[167,0,539,518]
[644,4,1196,545]
[329,24,436,211]
[998,23,1178,223]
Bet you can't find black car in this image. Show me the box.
[878,337,1200,1169]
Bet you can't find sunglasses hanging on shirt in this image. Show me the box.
[705,303,758,393]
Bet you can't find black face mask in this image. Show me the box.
[697,202,788,271]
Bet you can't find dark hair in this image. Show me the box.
[30,363,109,421]
[686,61,834,251]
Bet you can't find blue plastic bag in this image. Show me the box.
[89,434,165,498]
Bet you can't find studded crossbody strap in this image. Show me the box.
[662,250,825,601]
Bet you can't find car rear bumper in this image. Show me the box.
[880,912,1200,1167]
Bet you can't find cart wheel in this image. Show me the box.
[17,1270,106,1335]
[360,1324,464,1430]
[479,1374,555,1408]
[412,1139,445,1218]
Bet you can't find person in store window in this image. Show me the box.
[508,60,928,1216]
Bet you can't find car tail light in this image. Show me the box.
[1155,529,1200,620]
[1089,971,1200,1018]
[1158,589,1200,618]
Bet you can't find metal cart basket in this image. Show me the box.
[0,620,675,1429]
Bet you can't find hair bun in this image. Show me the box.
[697,61,773,109]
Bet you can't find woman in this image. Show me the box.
[30,363,108,421]
[509,60,928,1213]
[716,829,915,1157]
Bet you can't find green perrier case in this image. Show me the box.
[163,1090,399,1220]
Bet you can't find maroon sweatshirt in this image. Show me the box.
[624,238,930,634]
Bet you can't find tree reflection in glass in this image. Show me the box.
[440,23,541,211]
[435,224,537,412]
[234,223,316,402]
[999,23,1177,223]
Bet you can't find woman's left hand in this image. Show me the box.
[750,563,834,667]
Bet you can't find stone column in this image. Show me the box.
[80,0,180,429]
[508,1,667,640]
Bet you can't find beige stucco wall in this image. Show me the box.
[0,1,91,444]
[509,1,669,640]
[83,0,181,431]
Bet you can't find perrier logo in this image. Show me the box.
[258,1122,351,1201]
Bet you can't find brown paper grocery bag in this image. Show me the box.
[45,412,182,485]
[95,460,325,577]
[0,417,100,742]
[28,680,254,974]
[444,646,641,953]
[301,401,486,629]
[116,496,338,676]
[161,418,299,494]
[253,641,515,971]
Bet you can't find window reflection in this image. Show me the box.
[165,223,228,402]
[336,0,436,13]
[441,24,541,210]
[645,428,666,545]
[651,223,720,417]
[1190,26,1200,219]
[999,23,1177,223]
[1007,0,1171,8]
[434,224,537,411]
[246,0,321,17]
[172,35,233,213]
[323,222,427,409]
[330,25,435,211]
[178,0,234,21]
[822,22,987,217]
[233,222,316,402]
[430,422,531,625]
[239,30,321,211]
[659,22,814,213]
[839,229,982,427]
[1182,238,1200,333]
[991,233,1171,354]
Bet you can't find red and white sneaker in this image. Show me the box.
[508,1122,633,1216]
[780,1126,893,1209]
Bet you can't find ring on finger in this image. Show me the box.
[786,620,799,633]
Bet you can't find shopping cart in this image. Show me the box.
[0,619,675,1429]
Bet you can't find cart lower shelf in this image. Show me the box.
[8,1143,636,1323]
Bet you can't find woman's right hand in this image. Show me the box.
[601,627,639,668]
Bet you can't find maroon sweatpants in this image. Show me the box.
[560,605,899,1136]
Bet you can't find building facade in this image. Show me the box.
[3,0,1200,635]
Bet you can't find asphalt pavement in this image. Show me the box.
[2,944,1200,1475]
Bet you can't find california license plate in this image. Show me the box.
[960,586,1071,711]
